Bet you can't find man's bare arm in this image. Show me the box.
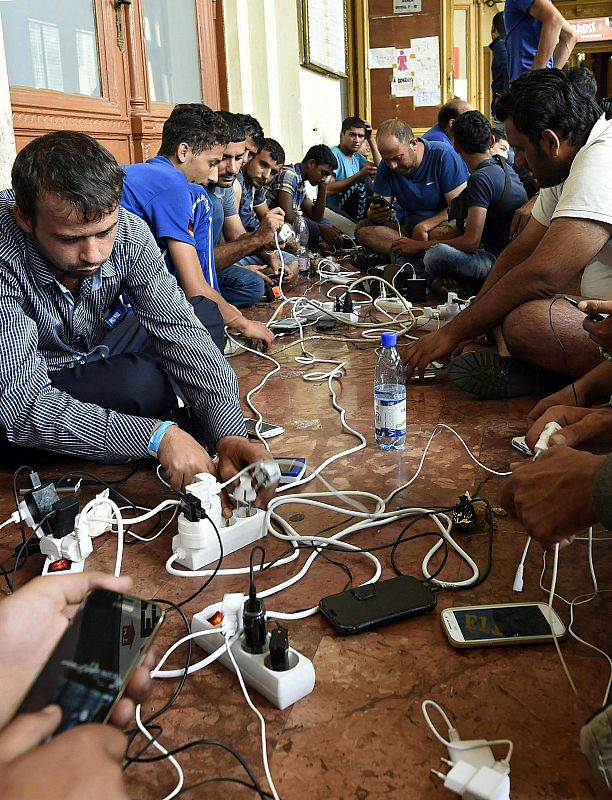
[529,0,578,70]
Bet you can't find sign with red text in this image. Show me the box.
[568,17,612,42]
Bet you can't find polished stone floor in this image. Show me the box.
[0,277,610,799]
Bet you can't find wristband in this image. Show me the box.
[147,421,177,458]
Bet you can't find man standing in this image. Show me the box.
[326,116,381,223]
[355,118,467,255]
[0,131,274,501]
[404,70,612,397]
[489,12,509,122]
[504,0,577,82]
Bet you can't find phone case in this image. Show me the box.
[318,576,437,636]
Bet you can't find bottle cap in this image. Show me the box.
[381,332,397,347]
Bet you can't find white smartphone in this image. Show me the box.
[274,457,307,484]
[511,435,532,456]
[244,418,285,439]
[441,602,566,649]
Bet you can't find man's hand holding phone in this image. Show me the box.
[367,196,392,224]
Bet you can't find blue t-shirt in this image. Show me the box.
[210,184,238,245]
[327,146,370,220]
[373,139,468,230]
[423,124,451,146]
[236,170,267,233]
[465,157,528,256]
[504,0,552,82]
[121,156,218,290]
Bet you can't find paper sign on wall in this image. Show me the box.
[391,47,416,96]
[394,0,422,12]
[368,47,395,69]
[411,36,440,89]
[414,88,441,107]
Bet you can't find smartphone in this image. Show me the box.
[562,296,605,322]
[274,456,307,484]
[269,318,304,334]
[319,575,437,636]
[407,361,445,383]
[368,196,393,210]
[441,602,566,649]
[16,589,164,734]
[511,435,532,456]
[244,418,285,439]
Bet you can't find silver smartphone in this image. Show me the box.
[244,418,285,439]
[511,435,532,456]
[441,602,566,649]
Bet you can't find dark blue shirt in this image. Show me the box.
[121,156,218,290]
[489,36,509,117]
[423,124,451,146]
[466,157,527,256]
[373,139,468,230]
[504,0,552,82]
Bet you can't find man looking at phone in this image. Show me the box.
[0,572,150,799]
[404,70,612,394]
[325,117,381,224]
[0,130,275,507]
[354,117,468,256]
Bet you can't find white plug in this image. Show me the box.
[533,421,562,459]
[220,593,246,636]
[433,760,510,800]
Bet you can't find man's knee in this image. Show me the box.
[217,269,265,309]
[189,295,225,352]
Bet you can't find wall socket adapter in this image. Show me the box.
[192,605,316,709]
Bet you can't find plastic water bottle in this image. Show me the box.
[374,332,406,450]
[293,211,310,276]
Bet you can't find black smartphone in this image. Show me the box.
[368,196,393,210]
[318,576,437,635]
[562,296,605,322]
[16,589,164,734]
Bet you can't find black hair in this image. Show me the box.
[256,137,285,166]
[453,111,492,154]
[491,127,508,142]
[303,144,338,170]
[215,110,247,143]
[492,11,505,35]
[159,103,229,157]
[12,131,124,223]
[563,66,598,99]
[497,68,601,147]
[341,116,367,134]
[437,99,470,130]
[236,113,265,146]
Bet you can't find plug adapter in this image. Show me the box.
[447,739,496,771]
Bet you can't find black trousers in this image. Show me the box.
[1,296,224,465]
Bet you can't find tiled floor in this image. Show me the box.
[1,278,610,799]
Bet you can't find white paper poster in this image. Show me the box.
[410,36,440,90]
[391,47,416,96]
[368,47,395,69]
[394,0,422,12]
[414,87,441,107]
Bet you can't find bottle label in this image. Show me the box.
[375,395,406,437]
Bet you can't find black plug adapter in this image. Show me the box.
[180,493,204,522]
[243,594,267,654]
[334,295,342,312]
[342,292,353,312]
[51,495,80,539]
[268,623,289,671]
[452,493,475,533]
[24,471,59,536]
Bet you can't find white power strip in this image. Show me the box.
[192,605,316,709]
[300,300,361,324]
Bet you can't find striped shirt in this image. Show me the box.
[0,191,246,462]
[266,164,307,214]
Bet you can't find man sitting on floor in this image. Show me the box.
[325,116,381,225]
[0,131,274,502]
[404,69,612,398]
[266,144,344,249]
[423,99,472,146]
[388,111,527,293]
[121,103,272,348]
[235,137,299,284]
[355,117,468,256]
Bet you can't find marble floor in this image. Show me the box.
[0,277,610,799]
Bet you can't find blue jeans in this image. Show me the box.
[423,243,496,284]
[217,264,265,308]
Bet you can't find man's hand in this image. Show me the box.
[526,404,612,454]
[0,573,152,728]
[367,204,392,225]
[527,383,588,429]
[403,330,457,377]
[157,424,218,492]
[390,236,425,256]
[411,220,431,242]
[510,195,537,239]
[257,208,285,244]
[231,316,275,351]
[216,436,279,510]
[0,708,128,800]
[501,446,603,549]
[320,225,344,247]
[358,163,377,181]
[580,299,612,351]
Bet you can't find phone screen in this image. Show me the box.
[453,605,552,641]
[17,589,163,733]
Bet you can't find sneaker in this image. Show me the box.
[447,351,566,399]
[580,702,612,790]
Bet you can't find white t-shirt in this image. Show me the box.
[532,115,612,299]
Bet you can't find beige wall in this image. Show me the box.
[0,12,15,190]
[222,0,345,162]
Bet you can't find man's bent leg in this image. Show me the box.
[424,244,495,284]
[217,265,265,309]
[502,299,603,379]
[355,223,401,255]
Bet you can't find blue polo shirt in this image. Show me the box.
[121,156,218,290]
[373,139,468,229]
[504,0,552,82]
[423,124,451,146]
